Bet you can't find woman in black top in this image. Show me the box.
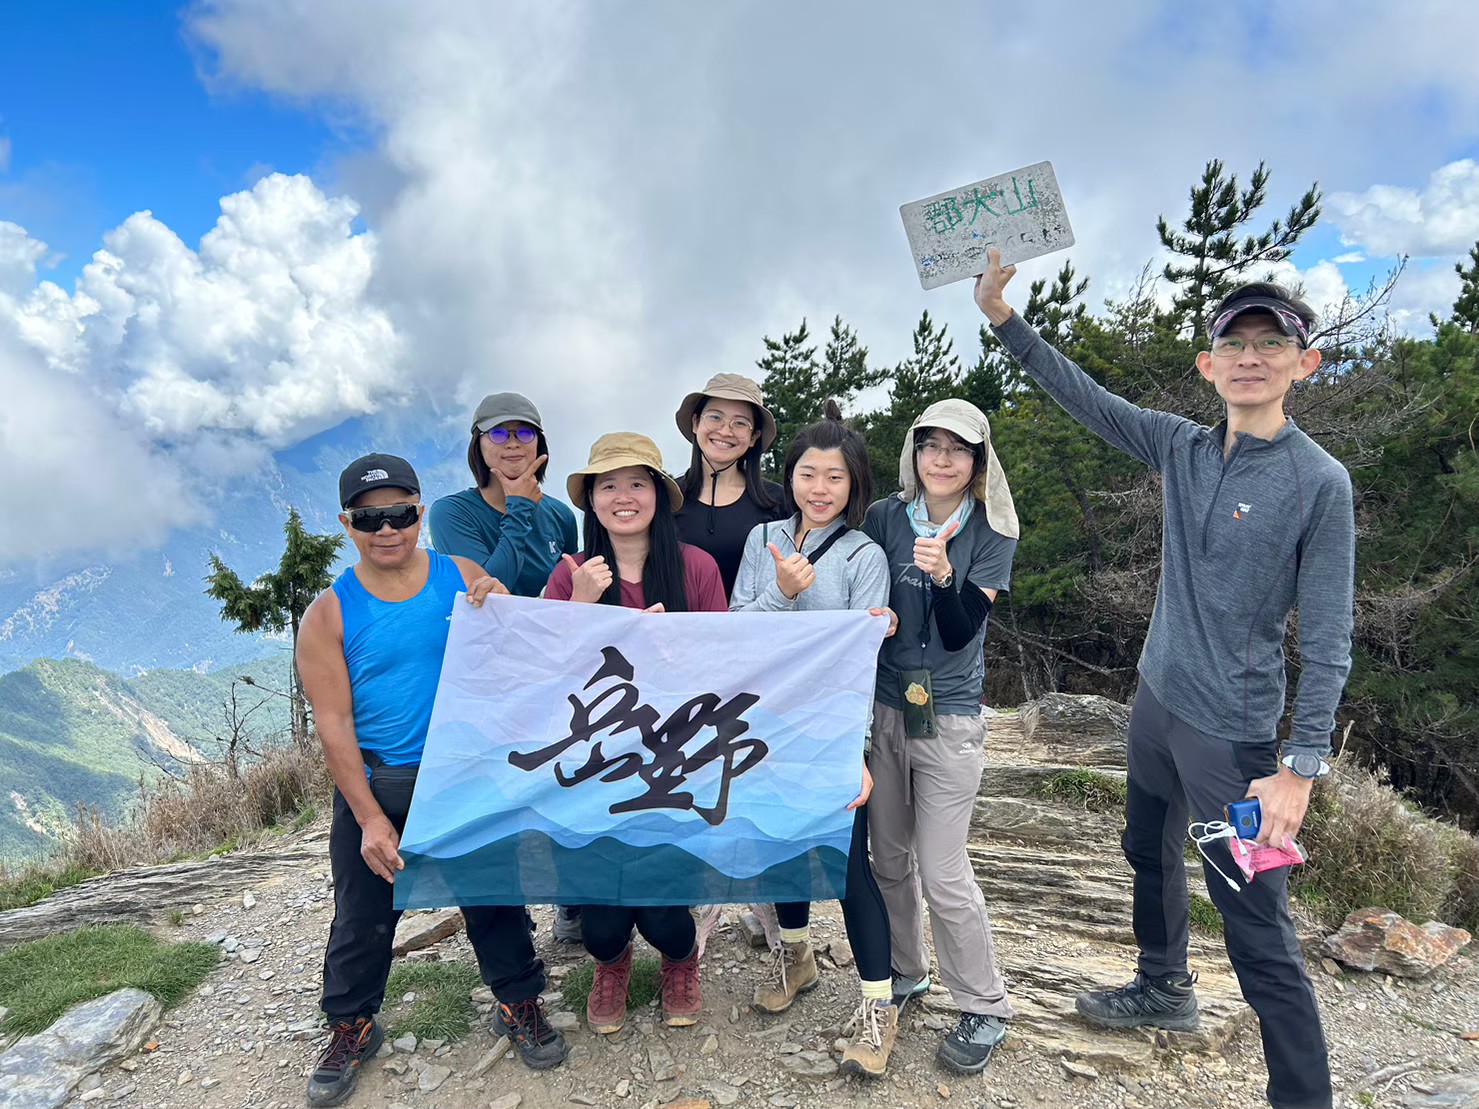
[673,373,785,599]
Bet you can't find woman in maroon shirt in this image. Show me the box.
[543,432,725,1036]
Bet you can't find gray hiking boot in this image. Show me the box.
[936,1012,1007,1074]
[1075,970,1200,1031]
[891,970,931,1008]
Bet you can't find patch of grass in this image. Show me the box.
[291,805,317,832]
[166,907,185,927]
[0,924,218,1036]
[1036,769,1128,812]
[1354,1091,1376,1108]
[0,862,98,913]
[384,961,482,1042]
[1188,893,1223,935]
[562,954,662,1012]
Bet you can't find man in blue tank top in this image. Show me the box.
[297,453,568,1107]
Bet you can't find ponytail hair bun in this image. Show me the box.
[822,398,843,422]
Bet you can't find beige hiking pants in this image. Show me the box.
[867,702,1013,1019]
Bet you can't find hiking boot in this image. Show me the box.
[491,997,569,1070]
[839,998,900,1079]
[1075,971,1199,1032]
[660,947,703,1026]
[751,941,819,1014]
[586,944,633,1034]
[306,1016,382,1107]
[937,1012,1007,1074]
[891,969,931,1009]
[553,906,584,944]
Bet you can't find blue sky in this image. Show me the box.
[3,0,1479,567]
[0,2,355,283]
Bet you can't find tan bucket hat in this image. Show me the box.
[566,433,685,512]
[674,373,777,449]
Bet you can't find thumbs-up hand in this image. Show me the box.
[913,520,959,585]
[565,553,613,603]
[768,542,816,600]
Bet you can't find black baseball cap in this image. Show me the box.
[339,453,420,509]
[1209,296,1311,345]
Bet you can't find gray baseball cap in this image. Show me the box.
[471,392,544,435]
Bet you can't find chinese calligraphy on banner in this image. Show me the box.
[394,596,889,909]
[900,160,1074,289]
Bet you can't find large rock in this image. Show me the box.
[1321,909,1472,978]
[0,845,322,947]
[1018,693,1129,768]
[0,989,161,1109]
[1403,1072,1479,1108]
[391,909,464,956]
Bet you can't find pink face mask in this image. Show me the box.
[1188,821,1306,891]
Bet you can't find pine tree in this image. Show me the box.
[889,311,960,415]
[758,316,884,472]
[1157,160,1321,340]
[205,508,343,747]
[1448,241,1479,334]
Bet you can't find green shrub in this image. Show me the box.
[1293,766,1475,931]
[0,924,217,1035]
[1036,769,1128,812]
[384,961,481,1042]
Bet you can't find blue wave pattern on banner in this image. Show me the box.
[395,600,886,911]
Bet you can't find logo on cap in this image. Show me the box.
[361,469,389,483]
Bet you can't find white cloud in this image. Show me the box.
[1332,252,1366,265]
[0,325,200,564]
[1328,159,1479,258]
[0,175,400,560]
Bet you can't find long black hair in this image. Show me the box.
[676,399,779,511]
[782,400,874,528]
[581,469,691,612]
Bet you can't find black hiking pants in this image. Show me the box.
[1124,682,1331,1109]
[320,786,545,1021]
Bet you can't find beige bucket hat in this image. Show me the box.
[897,399,1020,539]
[566,433,685,512]
[674,373,778,449]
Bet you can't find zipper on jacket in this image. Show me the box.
[1201,431,1247,554]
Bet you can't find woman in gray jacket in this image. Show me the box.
[730,401,901,1079]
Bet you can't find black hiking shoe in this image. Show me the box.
[1075,970,1200,1031]
[936,1011,1007,1074]
[492,997,569,1070]
[306,1016,383,1107]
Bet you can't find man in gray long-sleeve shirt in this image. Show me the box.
[975,249,1353,1109]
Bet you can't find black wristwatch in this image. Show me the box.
[1281,753,1331,780]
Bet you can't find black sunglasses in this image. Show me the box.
[485,426,538,445]
[347,504,421,533]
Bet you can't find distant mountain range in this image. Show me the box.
[0,655,292,863]
[0,417,475,676]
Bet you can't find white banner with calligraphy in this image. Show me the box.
[394,596,888,909]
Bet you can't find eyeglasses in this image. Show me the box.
[917,441,975,461]
[700,410,754,434]
[347,504,421,532]
[1210,335,1303,358]
[485,426,539,445]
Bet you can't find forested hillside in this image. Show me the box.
[0,655,291,861]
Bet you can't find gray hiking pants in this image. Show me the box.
[1126,681,1330,1109]
[867,702,1013,1018]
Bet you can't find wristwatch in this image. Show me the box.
[1281,752,1332,780]
[932,570,954,588]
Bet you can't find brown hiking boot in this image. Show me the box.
[840,998,900,1079]
[751,940,819,1013]
[586,945,632,1034]
[660,948,703,1026]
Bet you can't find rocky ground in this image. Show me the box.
[2,698,1476,1109]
